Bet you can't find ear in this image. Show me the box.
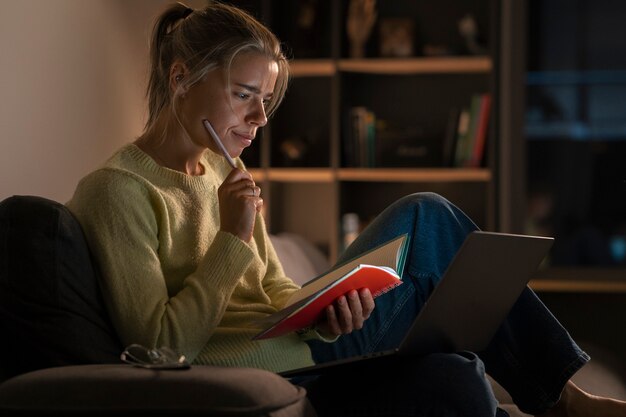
[169,61,189,94]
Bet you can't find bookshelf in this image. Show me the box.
[234,0,626,366]
[235,0,498,263]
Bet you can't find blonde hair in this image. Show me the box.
[145,1,289,135]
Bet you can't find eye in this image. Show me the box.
[262,98,271,107]
[235,92,250,101]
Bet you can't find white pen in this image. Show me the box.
[202,119,237,169]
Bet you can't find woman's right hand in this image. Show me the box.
[315,288,375,337]
[218,169,263,242]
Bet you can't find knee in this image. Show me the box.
[307,353,498,416]
[421,351,487,385]
[393,192,451,212]
[388,192,477,234]
[415,352,498,414]
[390,192,467,224]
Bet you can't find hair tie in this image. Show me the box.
[182,7,193,19]
[166,4,194,35]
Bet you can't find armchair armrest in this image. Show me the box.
[0,364,316,416]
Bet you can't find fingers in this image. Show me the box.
[324,304,342,336]
[324,288,376,335]
[346,291,363,329]
[335,295,354,332]
[232,178,261,197]
[318,288,376,337]
[224,171,262,209]
[359,288,375,320]
[243,182,263,212]
[224,169,262,196]
[217,169,263,242]
[242,183,263,212]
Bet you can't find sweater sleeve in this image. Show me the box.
[67,169,255,360]
[253,214,301,309]
[252,222,339,343]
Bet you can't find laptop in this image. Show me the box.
[280,231,554,377]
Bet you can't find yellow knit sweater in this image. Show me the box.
[67,144,317,373]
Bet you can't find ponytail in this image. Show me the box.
[146,3,194,129]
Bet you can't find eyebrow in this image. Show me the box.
[235,82,274,98]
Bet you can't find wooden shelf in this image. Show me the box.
[247,168,265,182]
[530,279,626,293]
[530,268,626,293]
[289,60,336,77]
[266,168,334,183]
[337,57,492,75]
[338,168,491,183]
[289,57,492,77]
[254,168,491,183]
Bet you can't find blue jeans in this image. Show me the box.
[302,193,589,416]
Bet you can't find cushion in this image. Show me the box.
[269,233,329,286]
[0,196,123,381]
[0,364,316,416]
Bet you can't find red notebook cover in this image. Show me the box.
[253,265,402,340]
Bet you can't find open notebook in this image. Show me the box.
[253,234,409,340]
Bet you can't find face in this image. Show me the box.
[178,52,279,159]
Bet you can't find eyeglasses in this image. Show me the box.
[121,344,190,369]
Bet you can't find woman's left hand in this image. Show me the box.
[315,288,375,336]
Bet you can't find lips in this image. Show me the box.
[233,131,254,147]
[233,131,254,141]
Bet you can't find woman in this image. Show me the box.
[67,2,626,416]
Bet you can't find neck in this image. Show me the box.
[136,124,205,176]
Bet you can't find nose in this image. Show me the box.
[246,99,268,127]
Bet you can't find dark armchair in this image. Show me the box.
[0,195,315,416]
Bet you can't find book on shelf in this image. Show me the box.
[251,234,409,340]
[443,106,461,167]
[452,93,492,168]
[468,93,492,168]
[345,106,376,167]
[453,108,471,167]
